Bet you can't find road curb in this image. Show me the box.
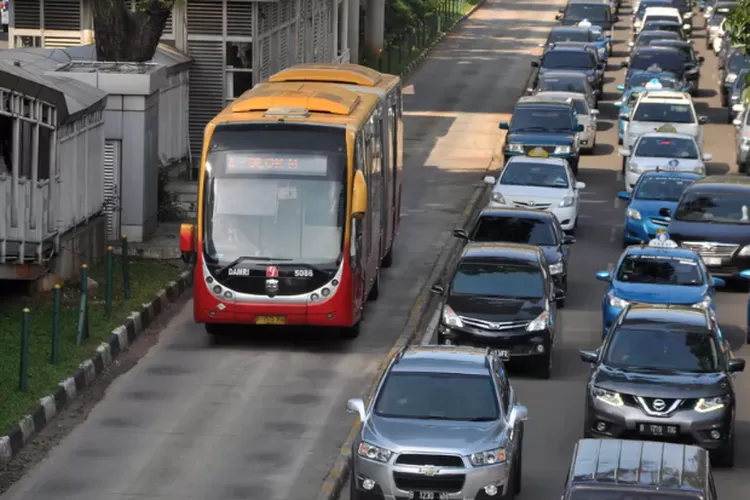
[0,268,195,470]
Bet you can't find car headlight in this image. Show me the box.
[559,196,574,208]
[608,293,629,308]
[358,442,392,463]
[686,66,699,74]
[737,245,750,256]
[442,305,463,328]
[587,75,595,82]
[626,207,641,220]
[507,144,524,153]
[549,262,564,275]
[554,145,571,154]
[470,448,506,466]
[694,395,729,413]
[731,94,740,102]
[526,311,550,332]
[628,162,643,173]
[592,387,624,407]
[691,297,712,309]
[693,166,705,175]
[491,192,507,205]
[726,73,738,84]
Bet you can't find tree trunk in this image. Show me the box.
[92,0,175,63]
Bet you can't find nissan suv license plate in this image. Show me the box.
[409,493,449,500]
[638,423,679,437]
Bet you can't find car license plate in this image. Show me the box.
[255,315,286,325]
[497,350,510,360]
[703,257,722,266]
[638,423,679,437]
[409,492,449,500]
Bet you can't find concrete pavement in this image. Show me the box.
[0,0,555,499]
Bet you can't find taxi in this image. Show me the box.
[616,171,701,245]
[614,74,685,144]
[621,86,706,151]
[484,152,585,232]
[618,132,710,191]
[595,232,724,336]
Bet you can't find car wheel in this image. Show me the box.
[537,347,552,379]
[382,245,394,268]
[513,423,524,494]
[368,270,380,301]
[711,422,735,467]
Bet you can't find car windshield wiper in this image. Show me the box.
[216,256,292,276]
[515,126,549,132]
[623,365,680,374]
[465,417,497,422]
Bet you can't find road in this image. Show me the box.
[406,8,750,500]
[0,1,564,500]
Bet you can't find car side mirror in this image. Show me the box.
[576,124,585,132]
[591,109,600,115]
[698,116,708,124]
[616,84,625,91]
[698,55,705,62]
[683,24,691,30]
[580,349,599,363]
[734,118,743,127]
[595,270,612,282]
[617,191,630,200]
[628,41,635,47]
[728,358,746,373]
[711,277,725,288]
[613,100,623,107]
[484,175,496,185]
[531,61,540,67]
[431,283,445,295]
[563,235,576,245]
[575,181,586,190]
[732,104,744,113]
[509,404,529,425]
[555,14,562,20]
[597,63,606,70]
[618,148,631,157]
[346,398,367,421]
[702,153,713,161]
[659,207,672,217]
[179,223,195,258]
[453,228,469,239]
[619,114,630,121]
[525,87,534,94]
[740,269,750,280]
[621,60,629,67]
[499,122,509,130]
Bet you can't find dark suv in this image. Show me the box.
[431,242,562,378]
[580,304,745,466]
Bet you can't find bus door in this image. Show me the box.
[352,133,366,314]
[378,101,391,259]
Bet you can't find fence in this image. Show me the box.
[366,0,473,75]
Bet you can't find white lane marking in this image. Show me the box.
[610,226,617,243]
[421,308,441,345]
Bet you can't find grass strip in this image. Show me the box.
[0,259,183,433]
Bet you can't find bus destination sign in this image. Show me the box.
[226,153,328,175]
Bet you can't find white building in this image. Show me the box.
[8,0,356,160]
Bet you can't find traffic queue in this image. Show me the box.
[347,0,750,499]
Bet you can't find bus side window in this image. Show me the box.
[351,132,366,264]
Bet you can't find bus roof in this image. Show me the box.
[209,81,381,130]
[269,63,400,92]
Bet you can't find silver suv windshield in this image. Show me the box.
[374,372,500,421]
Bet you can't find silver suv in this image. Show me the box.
[347,346,529,500]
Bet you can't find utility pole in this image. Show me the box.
[363,0,385,61]
[348,0,360,63]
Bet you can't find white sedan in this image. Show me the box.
[484,154,585,232]
[619,132,711,192]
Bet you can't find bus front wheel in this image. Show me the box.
[341,321,361,339]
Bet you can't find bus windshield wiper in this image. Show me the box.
[216,256,292,276]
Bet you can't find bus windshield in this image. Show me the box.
[203,124,348,266]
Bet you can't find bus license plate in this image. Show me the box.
[703,257,721,266]
[255,315,286,325]
[638,423,679,437]
[409,492,449,500]
[498,350,510,360]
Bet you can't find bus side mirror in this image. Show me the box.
[179,223,195,254]
[352,170,368,219]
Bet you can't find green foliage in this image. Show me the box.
[726,1,750,51]
[385,0,442,42]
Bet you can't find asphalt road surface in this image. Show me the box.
[407,7,750,500]
[0,1,566,500]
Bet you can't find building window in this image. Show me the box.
[225,41,253,102]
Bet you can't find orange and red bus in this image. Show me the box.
[179,64,403,338]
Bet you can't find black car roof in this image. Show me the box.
[477,207,557,221]
[461,242,542,261]
[689,175,750,191]
[621,305,710,331]
[567,439,710,493]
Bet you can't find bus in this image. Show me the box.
[179,68,403,339]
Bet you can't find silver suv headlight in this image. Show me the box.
[592,387,624,407]
[694,395,729,413]
[358,442,392,463]
[470,448,506,466]
[526,311,550,331]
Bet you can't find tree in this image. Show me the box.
[384,0,441,43]
[726,1,750,52]
[92,0,176,62]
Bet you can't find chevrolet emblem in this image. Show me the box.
[419,466,440,476]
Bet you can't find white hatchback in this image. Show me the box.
[619,132,711,192]
[484,156,585,232]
